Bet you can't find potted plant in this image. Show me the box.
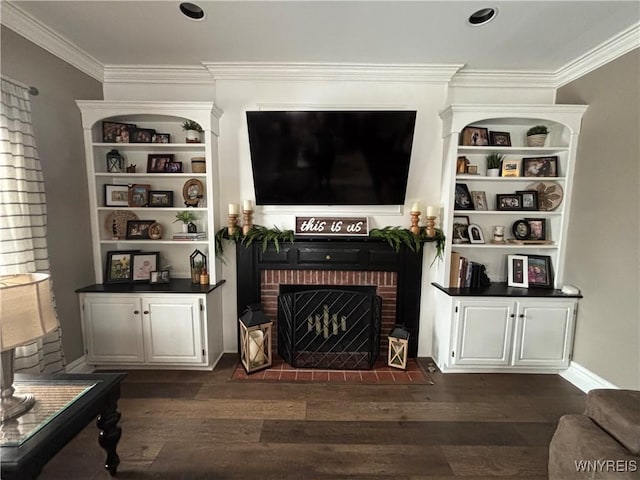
[182,120,203,143]
[174,210,197,233]
[526,125,549,147]
[485,153,504,177]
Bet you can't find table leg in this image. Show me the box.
[96,386,122,476]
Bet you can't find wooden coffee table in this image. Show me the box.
[0,372,126,480]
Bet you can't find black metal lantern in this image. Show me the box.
[106,149,125,173]
[239,304,273,374]
[189,249,207,284]
[388,324,410,370]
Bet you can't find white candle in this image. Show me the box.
[228,203,238,215]
[248,330,265,365]
[243,199,253,211]
[426,205,437,217]
[411,201,421,212]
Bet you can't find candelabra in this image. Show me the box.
[242,209,254,235]
[228,214,239,236]
[410,211,421,235]
[424,216,436,238]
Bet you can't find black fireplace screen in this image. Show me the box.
[278,286,381,369]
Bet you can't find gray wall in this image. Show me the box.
[1,26,103,363]
[557,49,640,389]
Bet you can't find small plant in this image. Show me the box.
[182,120,203,132]
[485,153,504,169]
[527,125,549,136]
[174,210,196,224]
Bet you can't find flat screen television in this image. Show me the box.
[246,110,417,205]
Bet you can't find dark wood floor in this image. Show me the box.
[40,354,586,479]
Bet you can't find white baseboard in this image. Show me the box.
[560,361,619,393]
[65,355,94,373]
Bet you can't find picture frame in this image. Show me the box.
[526,254,554,288]
[183,178,204,207]
[512,219,531,240]
[470,191,488,211]
[523,156,558,177]
[130,128,156,143]
[147,154,175,173]
[150,270,170,284]
[102,121,136,143]
[467,224,485,244]
[454,183,474,210]
[525,218,546,240]
[165,161,183,173]
[460,126,489,146]
[125,220,156,240]
[496,194,522,211]
[104,184,129,207]
[153,133,171,144]
[467,165,478,175]
[148,190,174,207]
[517,190,539,211]
[489,131,512,147]
[128,184,150,207]
[501,158,522,177]
[131,252,160,282]
[105,250,136,283]
[452,215,470,244]
[508,255,529,288]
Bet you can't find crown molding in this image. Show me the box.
[103,65,213,84]
[450,69,558,89]
[203,62,463,83]
[554,22,640,87]
[1,2,104,82]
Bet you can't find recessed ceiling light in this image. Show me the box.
[468,7,497,26]
[179,2,205,21]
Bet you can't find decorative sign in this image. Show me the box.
[295,217,369,236]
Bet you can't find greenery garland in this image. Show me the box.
[369,226,446,265]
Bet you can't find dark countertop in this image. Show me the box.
[76,279,225,294]
[431,282,582,298]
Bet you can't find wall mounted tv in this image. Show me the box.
[246,110,417,206]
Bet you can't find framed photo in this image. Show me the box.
[105,250,136,283]
[467,165,478,175]
[496,194,522,211]
[104,184,129,207]
[183,178,205,207]
[512,219,531,240]
[131,128,156,143]
[147,154,175,173]
[523,156,558,177]
[508,255,529,288]
[517,190,539,211]
[102,121,136,143]
[150,270,170,284]
[128,184,150,207]
[501,158,522,177]
[126,220,155,240]
[153,133,171,144]
[460,126,489,146]
[470,191,488,211]
[452,215,470,244]
[527,255,554,288]
[148,190,174,207]
[467,224,485,244]
[131,252,160,282]
[525,218,546,240]
[165,161,183,173]
[454,183,474,210]
[489,131,512,147]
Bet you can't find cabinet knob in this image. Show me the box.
[133,310,140,315]
[519,314,525,318]
[325,254,331,260]
[510,314,515,318]
[143,310,149,315]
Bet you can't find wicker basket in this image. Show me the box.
[526,134,547,147]
[191,157,206,173]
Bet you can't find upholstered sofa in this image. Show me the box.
[549,389,640,479]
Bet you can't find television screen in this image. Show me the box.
[246,110,417,205]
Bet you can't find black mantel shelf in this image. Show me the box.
[76,279,226,294]
[431,282,583,298]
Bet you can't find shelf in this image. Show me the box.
[95,173,206,178]
[100,240,208,245]
[451,243,558,249]
[454,210,562,216]
[93,143,205,150]
[97,207,207,211]
[455,175,566,182]
[457,146,569,155]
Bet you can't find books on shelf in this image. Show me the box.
[450,251,491,289]
[172,232,207,241]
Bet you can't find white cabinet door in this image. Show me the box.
[512,300,575,367]
[142,296,204,364]
[453,300,515,366]
[82,295,145,364]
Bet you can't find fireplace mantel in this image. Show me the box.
[236,237,424,356]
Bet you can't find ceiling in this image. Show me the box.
[7,1,640,73]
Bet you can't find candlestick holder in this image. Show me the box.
[242,209,254,235]
[410,211,421,235]
[425,216,436,238]
[228,214,239,236]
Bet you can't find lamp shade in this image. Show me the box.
[0,273,58,351]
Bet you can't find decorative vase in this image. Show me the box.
[181,223,189,233]
[185,130,201,143]
[487,168,500,177]
[526,134,547,147]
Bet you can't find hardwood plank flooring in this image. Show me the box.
[39,354,585,479]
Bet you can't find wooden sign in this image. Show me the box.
[295,217,369,236]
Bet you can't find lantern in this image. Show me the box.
[239,304,273,374]
[106,149,125,173]
[388,325,410,370]
[189,249,207,284]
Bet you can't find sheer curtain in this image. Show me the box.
[0,76,65,373]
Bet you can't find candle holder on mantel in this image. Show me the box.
[242,209,254,235]
[424,216,436,238]
[228,214,239,236]
[410,211,421,235]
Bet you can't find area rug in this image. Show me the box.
[231,357,433,385]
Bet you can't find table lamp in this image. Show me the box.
[0,273,59,423]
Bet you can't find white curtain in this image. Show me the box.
[0,76,65,373]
